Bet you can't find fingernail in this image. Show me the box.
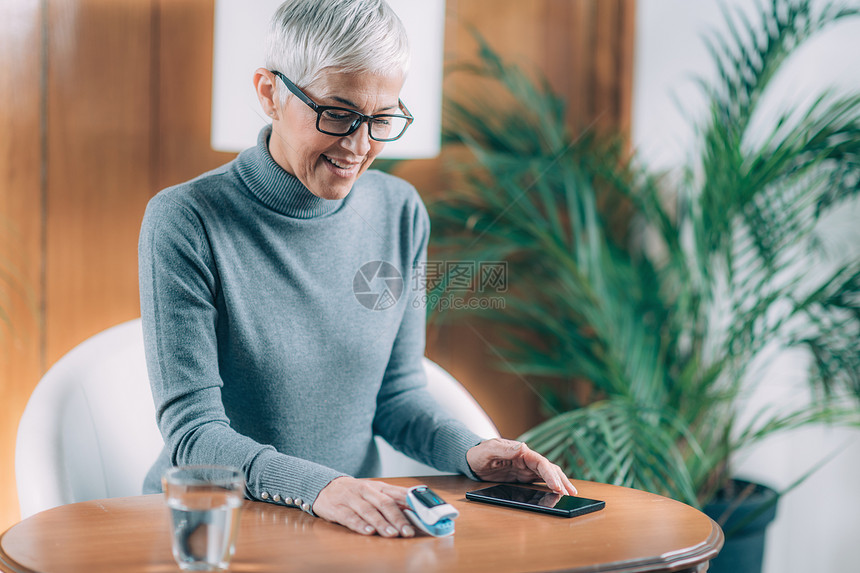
[386,526,398,536]
[402,525,415,537]
[364,525,375,534]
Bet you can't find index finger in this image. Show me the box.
[558,471,578,496]
[376,483,410,505]
[543,464,578,496]
[521,447,577,495]
[521,444,562,480]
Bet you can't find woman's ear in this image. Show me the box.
[254,68,280,120]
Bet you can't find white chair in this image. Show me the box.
[16,318,499,518]
[374,358,500,478]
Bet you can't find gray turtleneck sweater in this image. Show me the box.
[139,126,482,513]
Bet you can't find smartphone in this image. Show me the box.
[465,484,605,518]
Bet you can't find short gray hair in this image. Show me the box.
[265,0,410,105]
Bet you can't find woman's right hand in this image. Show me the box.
[313,476,416,537]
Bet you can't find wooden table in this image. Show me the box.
[0,476,722,572]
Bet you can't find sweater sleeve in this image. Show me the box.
[139,193,345,514]
[371,199,486,477]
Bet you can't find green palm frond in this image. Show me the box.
[520,399,704,507]
[694,1,860,285]
[788,262,860,396]
[430,0,860,508]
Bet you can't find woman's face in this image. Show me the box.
[268,70,404,200]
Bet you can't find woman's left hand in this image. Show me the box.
[466,438,578,495]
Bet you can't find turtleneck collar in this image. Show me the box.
[235,125,344,219]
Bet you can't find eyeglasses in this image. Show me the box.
[270,70,414,142]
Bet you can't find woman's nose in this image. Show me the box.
[341,121,372,155]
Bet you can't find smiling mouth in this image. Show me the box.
[323,155,360,170]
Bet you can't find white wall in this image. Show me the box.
[632,1,860,571]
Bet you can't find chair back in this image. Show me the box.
[376,358,500,477]
[15,319,162,519]
[16,318,499,518]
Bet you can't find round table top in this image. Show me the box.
[1,475,722,573]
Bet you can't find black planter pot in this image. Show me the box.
[703,479,779,573]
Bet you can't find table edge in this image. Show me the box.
[0,530,31,573]
[574,516,723,573]
[0,479,725,573]
[445,478,725,573]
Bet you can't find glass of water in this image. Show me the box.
[162,465,245,571]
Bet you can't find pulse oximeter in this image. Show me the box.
[404,485,459,537]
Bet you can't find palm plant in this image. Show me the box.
[429,0,860,510]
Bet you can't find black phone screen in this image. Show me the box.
[465,484,605,518]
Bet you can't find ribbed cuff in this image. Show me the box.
[249,449,347,516]
[429,421,486,480]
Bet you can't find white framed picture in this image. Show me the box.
[211,0,446,158]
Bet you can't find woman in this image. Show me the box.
[139,0,576,538]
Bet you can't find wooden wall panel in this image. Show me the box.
[440,0,635,134]
[616,0,637,135]
[155,0,235,190]
[0,0,44,534]
[0,0,635,531]
[44,0,156,365]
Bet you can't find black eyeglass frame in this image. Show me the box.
[270,70,414,142]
